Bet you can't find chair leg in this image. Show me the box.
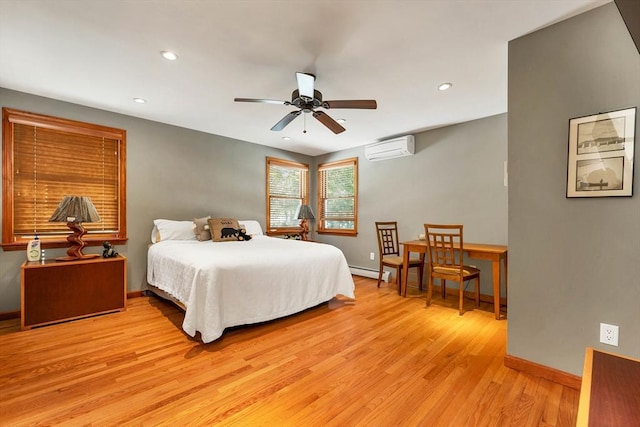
[426,274,433,306]
[377,261,383,288]
[459,283,464,316]
[475,277,480,307]
[417,258,424,291]
[403,266,410,297]
[441,279,447,299]
[397,266,403,296]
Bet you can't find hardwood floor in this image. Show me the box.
[0,277,579,426]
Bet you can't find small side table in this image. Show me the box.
[21,255,127,330]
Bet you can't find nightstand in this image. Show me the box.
[21,255,127,330]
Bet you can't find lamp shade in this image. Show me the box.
[297,204,315,220]
[49,196,101,223]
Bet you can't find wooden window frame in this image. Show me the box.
[2,108,127,251]
[317,157,358,237]
[266,157,309,236]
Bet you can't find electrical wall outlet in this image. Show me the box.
[600,323,619,346]
[369,252,375,261]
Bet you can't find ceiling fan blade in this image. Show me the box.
[234,98,290,105]
[322,100,377,109]
[296,72,315,101]
[312,111,346,134]
[271,111,301,131]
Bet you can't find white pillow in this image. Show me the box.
[238,220,263,236]
[152,219,197,243]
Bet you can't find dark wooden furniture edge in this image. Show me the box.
[1,291,142,321]
[0,291,144,321]
[577,347,640,427]
[577,347,595,426]
[504,353,582,390]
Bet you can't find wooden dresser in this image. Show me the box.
[21,255,127,330]
[577,347,640,426]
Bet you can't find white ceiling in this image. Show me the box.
[0,0,610,156]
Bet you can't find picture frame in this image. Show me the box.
[566,107,636,197]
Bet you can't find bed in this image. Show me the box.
[146,219,355,343]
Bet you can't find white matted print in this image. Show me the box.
[567,107,636,197]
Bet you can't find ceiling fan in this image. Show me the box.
[234,72,377,134]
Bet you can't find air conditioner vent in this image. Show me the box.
[365,135,415,161]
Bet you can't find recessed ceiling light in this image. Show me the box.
[438,82,453,91]
[336,118,346,124]
[133,98,147,104]
[282,137,291,141]
[161,51,178,61]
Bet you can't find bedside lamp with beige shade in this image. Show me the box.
[48,195,101,261]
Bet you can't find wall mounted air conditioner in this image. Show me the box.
[365,135,415,161]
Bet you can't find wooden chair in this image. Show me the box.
[375,221,424,295]
[424,224,480,315]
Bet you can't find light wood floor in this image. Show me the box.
[0,277,579,426]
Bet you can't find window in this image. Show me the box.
[317,157,358,236]
[266,157,309,235]
[2,108,127,250]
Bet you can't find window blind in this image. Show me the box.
[318,158,358,234]
[266,157,309,232]
[2,108,127,248]
[13,124,119,236]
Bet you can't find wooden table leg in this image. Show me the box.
[492,258,501,320]
[402,245,410,297]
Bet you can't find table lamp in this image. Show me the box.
[297,204,315,241]
[49,195,101,261]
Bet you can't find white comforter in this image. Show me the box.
[147,236,355,342]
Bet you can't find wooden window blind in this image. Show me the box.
[266,157,309,235]
[317,157,358,236]
[2,108,127,249]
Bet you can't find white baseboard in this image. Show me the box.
[349,266,390,282]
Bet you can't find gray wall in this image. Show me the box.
[508,2,640,375]
[0,88,310,312]
[0,87,508,313]
[316,113,508,298]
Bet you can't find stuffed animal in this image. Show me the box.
[237,228,252,241]
[102,241,118,258]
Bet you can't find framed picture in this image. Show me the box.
[567,107,636,197]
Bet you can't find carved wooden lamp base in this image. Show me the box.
[56,221,100,261]
[299,219,309,241]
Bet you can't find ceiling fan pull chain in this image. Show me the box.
[303,113,307,134]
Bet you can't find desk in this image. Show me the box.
[577,347,640,426]
[401,240,507,320]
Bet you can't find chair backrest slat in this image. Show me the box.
[376,221,399,257]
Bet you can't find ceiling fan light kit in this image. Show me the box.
[296,72,316,100]
[234,72,377,135]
